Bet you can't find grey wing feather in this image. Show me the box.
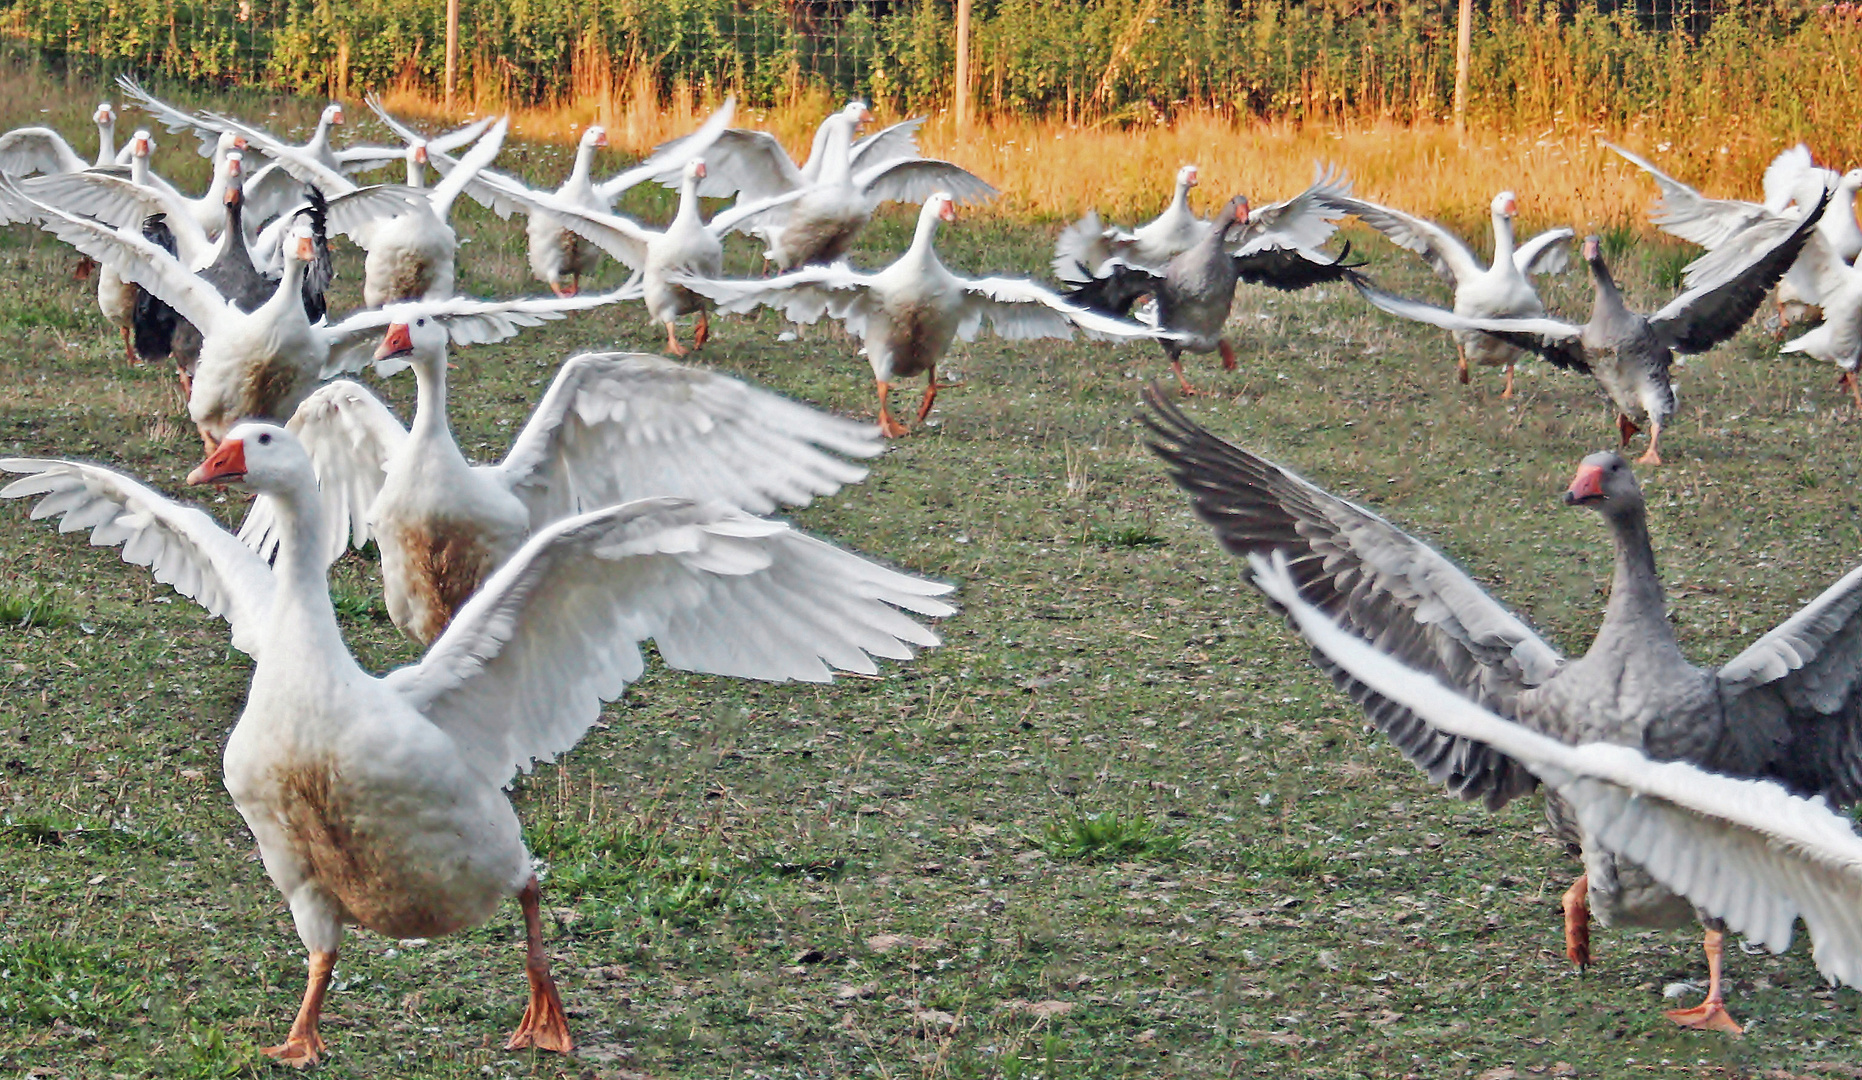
[855,159,999,206]
[1145,393,1563,809]
[849,118,926,172]
[1649,187,1830,353]
[1608,143,1775,249]
[1512,228,1574,276]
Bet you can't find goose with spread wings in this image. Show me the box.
[1349,197,1827,465]
[1316,188,1573,396]
[1051,163,1206,284]
[646,99,928,203]
[1146,395,1862,1032]
[676,193,1176,436]
[1061,173,1360,394]
[1249,551,1862,1026]
[118,75,402,180]
[239,318,882,644]
[0,101,127,176]
[372,96,736,298]
[0,428,951,1065]
[1609,143,1851,326]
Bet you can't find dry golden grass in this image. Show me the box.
[376,77,1843,235]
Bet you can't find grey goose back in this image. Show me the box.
[1051,164,1207,284]
[1146,393,1862,1031]
[1349,186,1829,466]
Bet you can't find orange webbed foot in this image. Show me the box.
[261,1032,325,1068]
[1664,1000,1743,1035]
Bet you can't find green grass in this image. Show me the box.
[4,85,1862,1080]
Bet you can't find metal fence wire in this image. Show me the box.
[0,0,1819,122]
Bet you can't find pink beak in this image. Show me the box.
[1563,463,1606,505]
[938,199,957,223]
[295,236,316,262]
[694,161,708,179]
[414,145,429,164]
[592,129,609,148]
[330,106,345,125]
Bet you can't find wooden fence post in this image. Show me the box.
[955,0,972,129]
[445,0,460,107]
[1453,0,1471,133]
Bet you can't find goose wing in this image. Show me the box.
[0,459,274,656]
[1228,166,1353,260]
[1512,228,1575,276]
[19,170,217,265]
[1608,143,1775,249]
[848,117,927,172]
[384,498,953,787]
[0,126,90,176]
[595,97,737,203]
[319,287,639,377]
[1311,191,1483,285]
[854,159,999,207]
[1717,562,1862,804]
[672,263,880,331]
[1052,211,1122,284]
[493,352,881,526]
[649,125,801,201]
[426,117,509,221]
[533,197,657,270]
[1232,240,1364,291]
[200,112,357,194]
[1349,273,1590,372]
[1146,394,1564,809]
[115,76,221,157]
[955,275,1181,343]
[1258,552,1862,989]
[1649,186,1830,354]
[237,381,409,566]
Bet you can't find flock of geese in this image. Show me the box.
[3,80,1862,1063]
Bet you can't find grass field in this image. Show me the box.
[4,80,1862,1079]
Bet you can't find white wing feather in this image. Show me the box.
[0,459,275,655]
[494,353,881,525]
[238,381,410,565]
[384,498,953,786]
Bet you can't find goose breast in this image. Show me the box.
[363,213,456,307]
[371,465,530,645]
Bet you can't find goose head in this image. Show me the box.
[93,102,115,131]
[224,151,245,205]
[214,130,246,158]
[1841,168,1862,195]
[1491,191,1519,219]
[321,103,345,129]
[129,129,153,161]
[1562,451,1642,516]
[581,125,609,151]
[1177,164,1200,191]
[187,423,313,492]
[373,312,450,374]
[842,100,874,128]
[284,218,319,267]
[681,157,708,188]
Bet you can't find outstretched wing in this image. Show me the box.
[1649,187,1830,354]
[1232,240,1363,291]
[596,97,737,203]
[956,276,1181,343]
[1512,228,1575,277]
[0,127,90,177]
[855,159,999,207]
[1146,394,1564,808]
[1311,190,1484,286]
[1607,143,1774,250]
[384,498,954,787]
[648,123,799,201]
[115,76,221,157]
[849,117,926,173]
[1717,562,1862,804]
[1258,552,1862,989]
[494,353,881,525]
[1228,165,1352,260]
[238,381,409,566]
[320,287,639,376]
[1349,273,1590,372]
[0,459,275,655]
[671,263,879,331]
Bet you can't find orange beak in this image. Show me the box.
[133,136,149,157]
[1234,199,1251,222]
[1563,463,1606,506]
[694,161,708,180]
[233,136,248,150]
[330,106,345,125]
[187,438,247,486]
[414,145,429,164]
[1503,197,1518,215]
[1185,166,1199,186]
[227,154,243,178]
[592,129,609,148]
[937,199,957,223]
[375,323,414,361]
[294,235,316,263]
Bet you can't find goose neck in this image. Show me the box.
[265,476,343,638]
[129,153,150,188]
[1490,211,1517,266]
[1594,504,1676,649]
[1587,255,1630,321]
[674,172,704,226]
[96,120,116,166]
[906,212,946,267]
[407,352,455,444]
[817,118,854,185]
[406,156,426,188]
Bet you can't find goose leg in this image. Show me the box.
[1616,413,1640,448]
[1456,341,1471,385]
[1840,369,1862,410]
[1561,874,1590,969]
[664,321,688,357]
[875,381,908,438]
[1218,339,1238,372]
[1636,419,1663,467]
[1664,928,1743,1035]
[693,310,710,349]
[505,876,574,1052]
[1502,361,1517,399]
[121,325,139,365]
[263,949,335,1067]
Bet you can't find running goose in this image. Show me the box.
[1061,173,1359,394]
[1052,164,1205,284]
[1350,198,1826,465]
[0,102,125,176]
[1249,552,1862,1018]
[0,429,951,1065]
[1762,144,1862,265]
[676,193,1173,436]
[1317,188,1573,396]
[1782,253,1862,407]
[240,324,881,643]
[1146,397,1862,1033]
[25,129,249,244]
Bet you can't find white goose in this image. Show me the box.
[1318,189,1573,396]
[678,193,1174,436]
[729,111,997,272]
[0,428,952,1065]
[0,102,126,175]
[648,99,927,200]
[1251,553,1862,1012]
[26,129,249,245]
[1782,254,1862,407]
[214,112,509,307]
[508,158,807,353]
[240,319,882,644]
[1762,144,1862,265]
[1052,164,1206,283]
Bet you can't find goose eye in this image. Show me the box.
[416,318,427,327]
[258,433,273,445]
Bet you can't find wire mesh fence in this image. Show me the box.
[0,0,1835,126]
